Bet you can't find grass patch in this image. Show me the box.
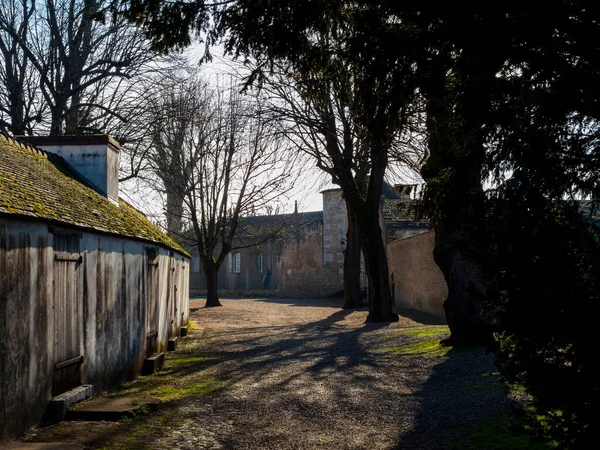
[458,413,557,449]
[108,353,227,402]
[396,325,450,339]
[107,330,228,403]
[462,372,504,392]
[376,339,455,357]
[374,324,483,358]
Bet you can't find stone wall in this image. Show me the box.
[190,190,348,298]
[278,220,342,297]
[321,188,346,271]
[387,231,447,317]
[189,240,278,294]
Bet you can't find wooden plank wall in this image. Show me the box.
[0,219,189,441]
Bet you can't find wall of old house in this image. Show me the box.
[322,189,346,270]
[386,227,428,243]
[189,190,347,298]
[0,218,189,441]
[189,240,277,295]
[387,231,447,317]
[276,191,345,297]
[278,220,342,297]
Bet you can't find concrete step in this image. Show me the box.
[43,385,96,424]
[141,352,165,375]
[167,337,178,351]
[65,397,161,422]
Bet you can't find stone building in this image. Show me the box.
[189,194,346,298]
[189,186,430,298]
[0,134,190,441]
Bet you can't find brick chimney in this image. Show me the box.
[19,135,120,206]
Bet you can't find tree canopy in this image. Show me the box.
[119,1,600,443]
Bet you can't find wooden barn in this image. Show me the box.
[0,134,190,440]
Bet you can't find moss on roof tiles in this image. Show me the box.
[0,133,188,256]
[237,211,323,237]
[380,198,429,229]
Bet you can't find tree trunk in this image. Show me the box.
[438,241,489,345]
[343,199,362,309]
[342,188,397,321]
[64,91,82,134]
[203,259,222,307]
[165,188,184,238]
[358,211,397,322]
[336,145,397,322]
[7,75,25,135]
[420,53,493,345]
[425,165,490,344]
[50,105,63,135]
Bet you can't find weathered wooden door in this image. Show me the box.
[170,254,178,337]
[146,248,159,356]
[52,230,83,396]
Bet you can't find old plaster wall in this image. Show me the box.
[189,190,347,298]
[277,191,344,297]
[189,241,276,294]
[278,220,342,297]
[0,218,189,441]
[322,189,346,270]
[387,231,447,317]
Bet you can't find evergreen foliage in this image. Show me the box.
[119,1,600,443]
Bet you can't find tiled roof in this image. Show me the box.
[187,211,323,253]
[0,133,188,255]
[379,198,429,229]
[237,211,323,236]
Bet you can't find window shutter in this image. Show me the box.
[257,253,263,272]
[228,253,232,272]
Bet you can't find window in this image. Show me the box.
[229,252,241,273]
[256,252,264,272]
[192,256,200,273]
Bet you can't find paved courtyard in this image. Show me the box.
[15,297,514,449]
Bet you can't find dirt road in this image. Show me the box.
[16,297,513,449]
[185,297,507,449]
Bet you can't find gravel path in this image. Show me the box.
[15,297,512,450]
[188,297,510,450]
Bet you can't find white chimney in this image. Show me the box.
[19,135,120,206]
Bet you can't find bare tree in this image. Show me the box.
[0,0,157,135]
[146,73,213,237]
[152,78,299,307]
[0,0,43,134]
[259,62,424,318]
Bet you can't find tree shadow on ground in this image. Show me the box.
[198,303,543,449]
[395,307,447,326]
[391,343,553,450]
[35,304,534,449]
[251,296,346,308]
[202,307,403,448]
[389,345,511,449]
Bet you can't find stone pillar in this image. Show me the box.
[321,189,346,277]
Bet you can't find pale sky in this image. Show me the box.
[119,45,423,223]
[120,46,330,218]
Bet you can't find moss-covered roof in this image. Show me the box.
[0,133,188,256]
[380,198,429,229]
[237,211,323,237]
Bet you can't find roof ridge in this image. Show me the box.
[0,133,188,256]
[0,132,54,159]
